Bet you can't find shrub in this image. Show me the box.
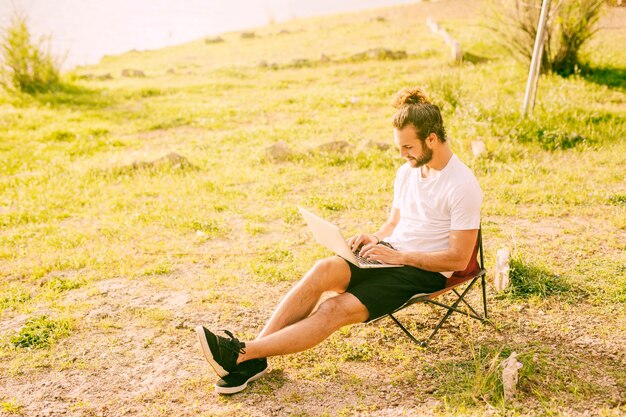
[10,315,72,349]
[552,0,605,75]
[487,0,605,76]
[506,257,572,298]
[0,12,61,93]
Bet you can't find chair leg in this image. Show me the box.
[426,299,484,321]
[423,279,480,343]
[388,313,423,345]
[452,288,483,318]
[482,274,488,319]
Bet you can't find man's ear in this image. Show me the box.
[426,132,437,147]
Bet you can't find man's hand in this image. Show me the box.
[359,243,405,265]
[347,234,379,252]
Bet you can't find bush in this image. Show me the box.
[0,12,61,93]
[552,0,605,75]
[10,315,72,349]
[506,257,572,298]
[487,0,605,76]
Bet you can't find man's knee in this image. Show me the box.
[316,293,369,326]
[302,257,350,292]
[312,256,344,274]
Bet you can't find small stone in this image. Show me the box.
[265,141,293,162]
[87,308,112,321]
[205,36,224,44]
[364,140,390,151]
[451,40,463,63]
[316,140,352,153]
[291,58,310,68]
[121,68,145,78]
[471,140,486,157]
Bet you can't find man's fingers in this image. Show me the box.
[359,243,377,257]
[348,235,362,251]
[350,234,379,251]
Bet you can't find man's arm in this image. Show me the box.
[348,208,400,252]
[360,228,478,272]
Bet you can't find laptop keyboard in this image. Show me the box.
[354,252,382,265]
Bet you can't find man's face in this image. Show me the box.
[394,125,432,168]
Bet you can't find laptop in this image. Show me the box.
[298,206,402,269]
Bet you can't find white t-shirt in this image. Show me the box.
[384,154,482,277]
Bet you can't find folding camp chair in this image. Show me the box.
[374,228,488,347]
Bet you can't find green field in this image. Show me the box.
[1,1,625,416]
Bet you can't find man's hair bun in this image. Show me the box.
[391,87,431,108]
[391,87,446,142]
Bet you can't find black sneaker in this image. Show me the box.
[195,326,245,377]
[215,358,268,395]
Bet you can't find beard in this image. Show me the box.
[408,142,433,168]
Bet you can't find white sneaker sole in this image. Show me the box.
[195,326,229,378]
[214,368,269,395]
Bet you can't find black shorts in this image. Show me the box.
[344,259,446,322]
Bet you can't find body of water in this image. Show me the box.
[0,0,419,70]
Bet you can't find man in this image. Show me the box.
[195,87,482,394]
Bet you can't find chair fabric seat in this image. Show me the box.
[404,268,487,305]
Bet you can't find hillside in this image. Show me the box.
[0,1,625,416]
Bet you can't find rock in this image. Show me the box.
[166,68,175,74]
[316,140,352,153]
[154,152,191,168]
[265,141,293,162]
[451,40,463,63]
[501,352,523,402]
[439,29,454,45]
[471,140,486,157]
[424,385,437,394]
[130,152,193,170]
[87,308,112,321]
[494,247,511,292]
[205,36,224,44]
[350,48,407,61]
[291,58,310,68]
[364,140,391,151]
[426,17,440,33]
[96,73,113,80]
[121,69,145,78]
[241,32,255,39]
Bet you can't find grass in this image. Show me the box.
[0,1,625,416]
[9,315,73,349]
[505,256,576,299]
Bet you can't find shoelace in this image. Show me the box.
[222,329,246,355]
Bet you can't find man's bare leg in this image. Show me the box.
[256,257,351,339]
[238,292,368,363]
[195,257,365,394]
